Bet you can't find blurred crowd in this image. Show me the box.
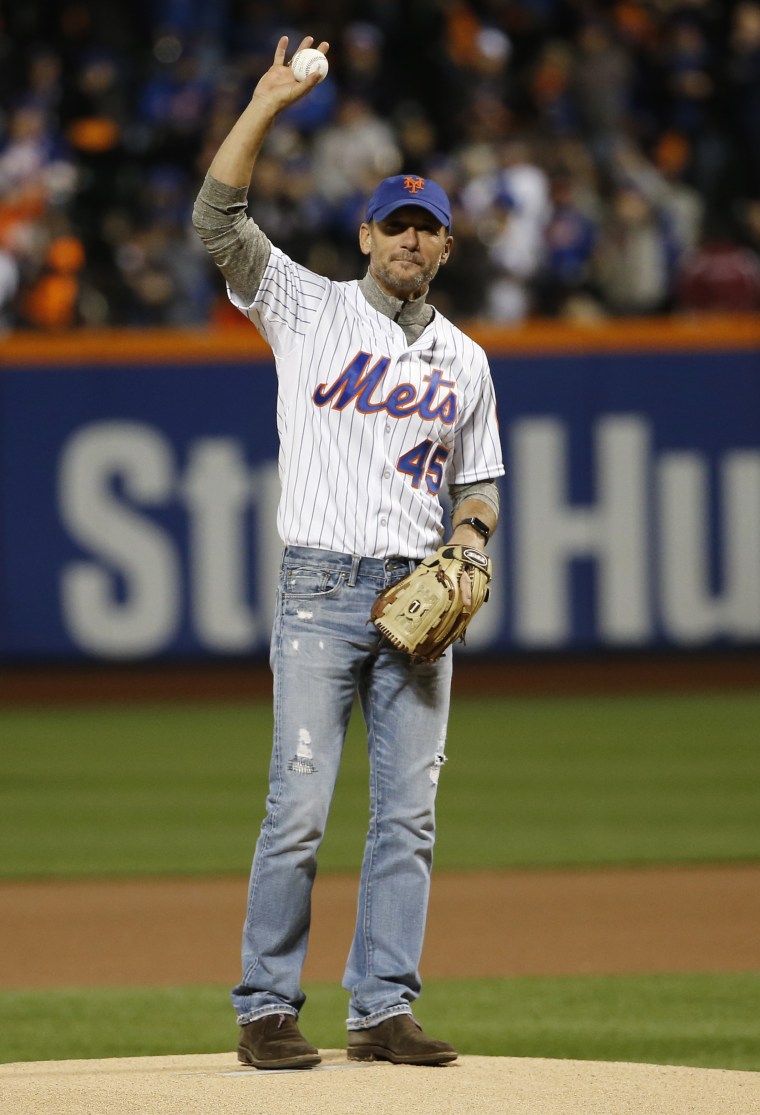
[3,0,760,333]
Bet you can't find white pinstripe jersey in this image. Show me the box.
[231,245,504,559]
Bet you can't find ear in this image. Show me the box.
[358,222,372,257]
[439,234,454,266]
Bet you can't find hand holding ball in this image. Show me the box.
[290,48,329,83]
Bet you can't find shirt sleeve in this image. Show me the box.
[191,173,271,306]
[450,348,505,485]
[228,245,330,359]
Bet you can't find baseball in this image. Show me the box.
[290,48,329,83]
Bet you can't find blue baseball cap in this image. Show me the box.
[365,174,452,229]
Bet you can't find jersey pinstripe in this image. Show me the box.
[230,245,504,559]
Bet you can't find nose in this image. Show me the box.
[399,225,420,247]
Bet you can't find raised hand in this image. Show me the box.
[207,34,330,187]
[252,36,330,113]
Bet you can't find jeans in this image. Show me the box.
[232,546,453,1029]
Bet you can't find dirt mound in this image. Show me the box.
[3,1050,759,1115]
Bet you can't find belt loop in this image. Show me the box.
[348,554,361,587]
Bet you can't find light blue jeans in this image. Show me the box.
[232,546,452,1029]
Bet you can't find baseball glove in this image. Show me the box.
[371,544,493,663]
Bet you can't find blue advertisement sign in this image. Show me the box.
[1,343,758,660]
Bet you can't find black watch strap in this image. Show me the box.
[456,516,490,543]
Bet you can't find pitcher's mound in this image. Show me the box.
[2,1050,759,1115]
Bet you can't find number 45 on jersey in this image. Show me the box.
[397,439,449,494]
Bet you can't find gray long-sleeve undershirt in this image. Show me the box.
[192,172,500,522]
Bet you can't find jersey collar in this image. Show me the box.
[358,269,434,339]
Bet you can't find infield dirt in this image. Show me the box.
[3,1049,760,1115]
[3,862,760,988]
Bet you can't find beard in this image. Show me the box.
[370,254,441,298]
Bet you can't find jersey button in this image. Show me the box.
[383,469,391,479]
[380,517,387,526]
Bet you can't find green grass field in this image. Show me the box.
[4,973,760,1070]
[2,692,760,877]
[2,688,760,1068]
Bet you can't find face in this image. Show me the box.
[359,205,453,300]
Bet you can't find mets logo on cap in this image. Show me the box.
[364,174,453,228]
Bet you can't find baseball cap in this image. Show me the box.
[365,174,452,229]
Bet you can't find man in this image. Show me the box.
[193,35,504,1070]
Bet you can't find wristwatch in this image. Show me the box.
[455,516,490,543]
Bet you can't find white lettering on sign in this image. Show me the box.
[658,451,760,641]
[181,439,259,650]
[58,422,180,656]
[512,416,650,645]
[180,438,281,650]
[57,417,760,656]
[58,422,279,658]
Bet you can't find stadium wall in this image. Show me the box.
[2,317,759,664]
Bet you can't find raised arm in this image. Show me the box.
[193,35,329,302]
[209,35,329,189]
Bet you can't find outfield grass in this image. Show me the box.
[2,972,759,1070]
[3,690,759,1072]
[1,692,759,877]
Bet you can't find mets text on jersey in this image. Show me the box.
[313,352,457,423]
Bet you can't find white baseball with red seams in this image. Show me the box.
[290,48,329,83]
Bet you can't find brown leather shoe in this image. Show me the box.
[237,1013,321,1069]
[347,1014,458,1065]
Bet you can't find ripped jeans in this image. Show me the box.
[232,546,452,1029]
